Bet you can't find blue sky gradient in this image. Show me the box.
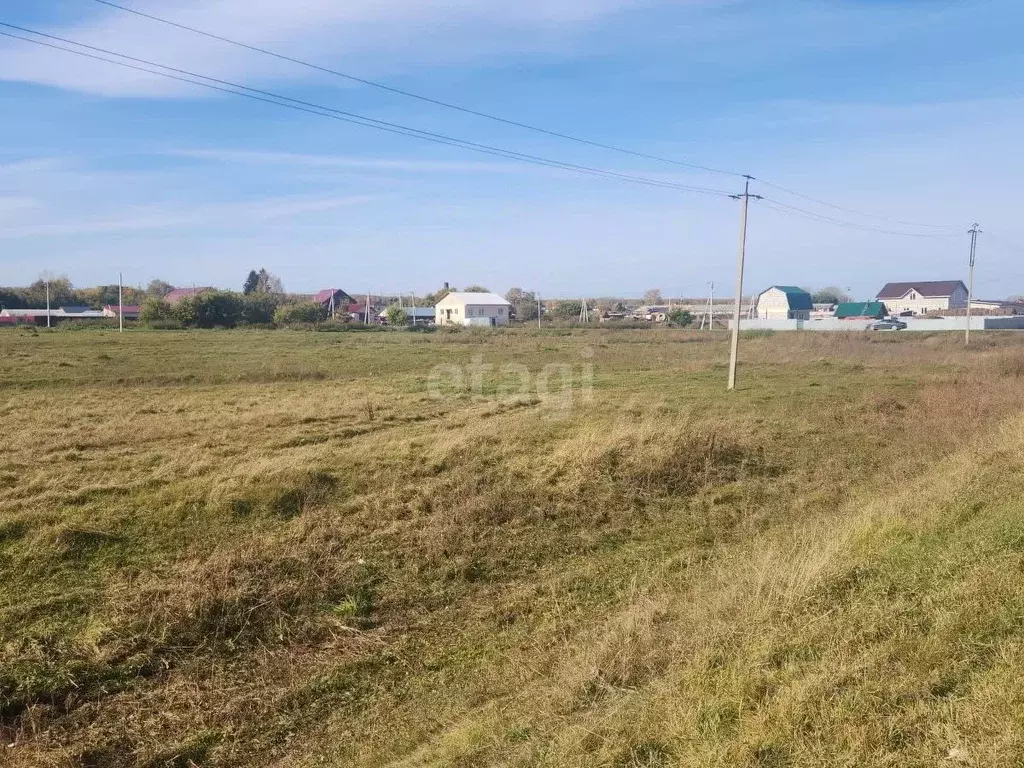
[1,0,1022,299]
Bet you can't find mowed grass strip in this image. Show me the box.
[1,328,1023,766]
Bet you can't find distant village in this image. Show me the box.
[2,274,1023,330]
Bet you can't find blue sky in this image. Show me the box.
[1,0,1023,299]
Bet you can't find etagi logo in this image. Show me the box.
[427,347,595,415]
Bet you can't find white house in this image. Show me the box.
[875,281,968,315]
[435,292,512,327]
[755,286,813,320]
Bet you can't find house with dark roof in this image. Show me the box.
[313,288,354,316]
[875,281,967,316]
[755,286,813,320]
[835,301,887,320]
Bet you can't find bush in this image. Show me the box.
[140,298,174,326]
[667,309,694,327]
[174,291,243,329]
[384,306,410,327]
[274,302,329,326]
[241,294,280,326]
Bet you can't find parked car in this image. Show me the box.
[869,319,908,331]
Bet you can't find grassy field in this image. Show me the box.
[3,327,1024,767]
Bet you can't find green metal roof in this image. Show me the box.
[835,301,887,319]
[768,286,813,311]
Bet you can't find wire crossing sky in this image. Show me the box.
[0,0,1022,297]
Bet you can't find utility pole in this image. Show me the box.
[702,281,716,330]
[709,281,714,329]
[537,293,542,329]
[45,277,51,328]
[727,176,761,391]
[966,223,981,346]
[118,272,124,333]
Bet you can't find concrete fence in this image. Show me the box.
[728,316,1024,332]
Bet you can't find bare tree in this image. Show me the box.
[643,288,663,305]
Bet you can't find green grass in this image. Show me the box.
[2,327,1024,766]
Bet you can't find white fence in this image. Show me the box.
[728,316,1024,332]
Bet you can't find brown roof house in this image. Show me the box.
[875,281,967,316]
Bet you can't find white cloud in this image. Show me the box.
[168,148,535,174]
[0,193,374,238]
[0,0,689,97]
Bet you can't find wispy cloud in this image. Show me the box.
[168,149,533,174]
[0,193,374,239]
[0,0,685,97]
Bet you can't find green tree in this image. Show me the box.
[243,270,260,295]
[385,306,410,327]
[140,298,174,325]
[274,302,328,325]
[668,308,694,327]
[256,269,284,294]
[244,269,284,295]
[171,297,198,327]
[422,285,455,305]
[551,300,583,320]
[0,288,28,310]
[146,279,174,298]
[463,285,489,293]
[505,287,538,322]
[173,291,243,328]
[26,277,75,307]
[241,293,280,325]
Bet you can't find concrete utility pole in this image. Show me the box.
[708,281,714,330]
[537,293,542,329]
[727,176,761,391]
[966,223,981,346]
[118,272,124,333]
[45,278,51,328]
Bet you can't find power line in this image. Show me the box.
[0,24,735,198]
[88,0,744,179]
[984,231,1024,254]
[759,197,963,238]
[88,0,971,233]
[757,179,961,231]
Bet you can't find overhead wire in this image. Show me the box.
[756,179,961,231]
[87,0,744,179]
[0,24,736,197]
[86,0,969,233]
[759,197,964,239]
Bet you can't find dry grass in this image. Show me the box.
[2,328,1024,766]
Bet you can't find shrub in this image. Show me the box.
[275,302,329,326]
[175,291,243,329]
[240,293,281,325]
[667,309,694,327]
[384,306,410,327]
[140,298,173,325]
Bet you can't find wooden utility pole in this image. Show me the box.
[966,223,981,346]
[727,176,761,391]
